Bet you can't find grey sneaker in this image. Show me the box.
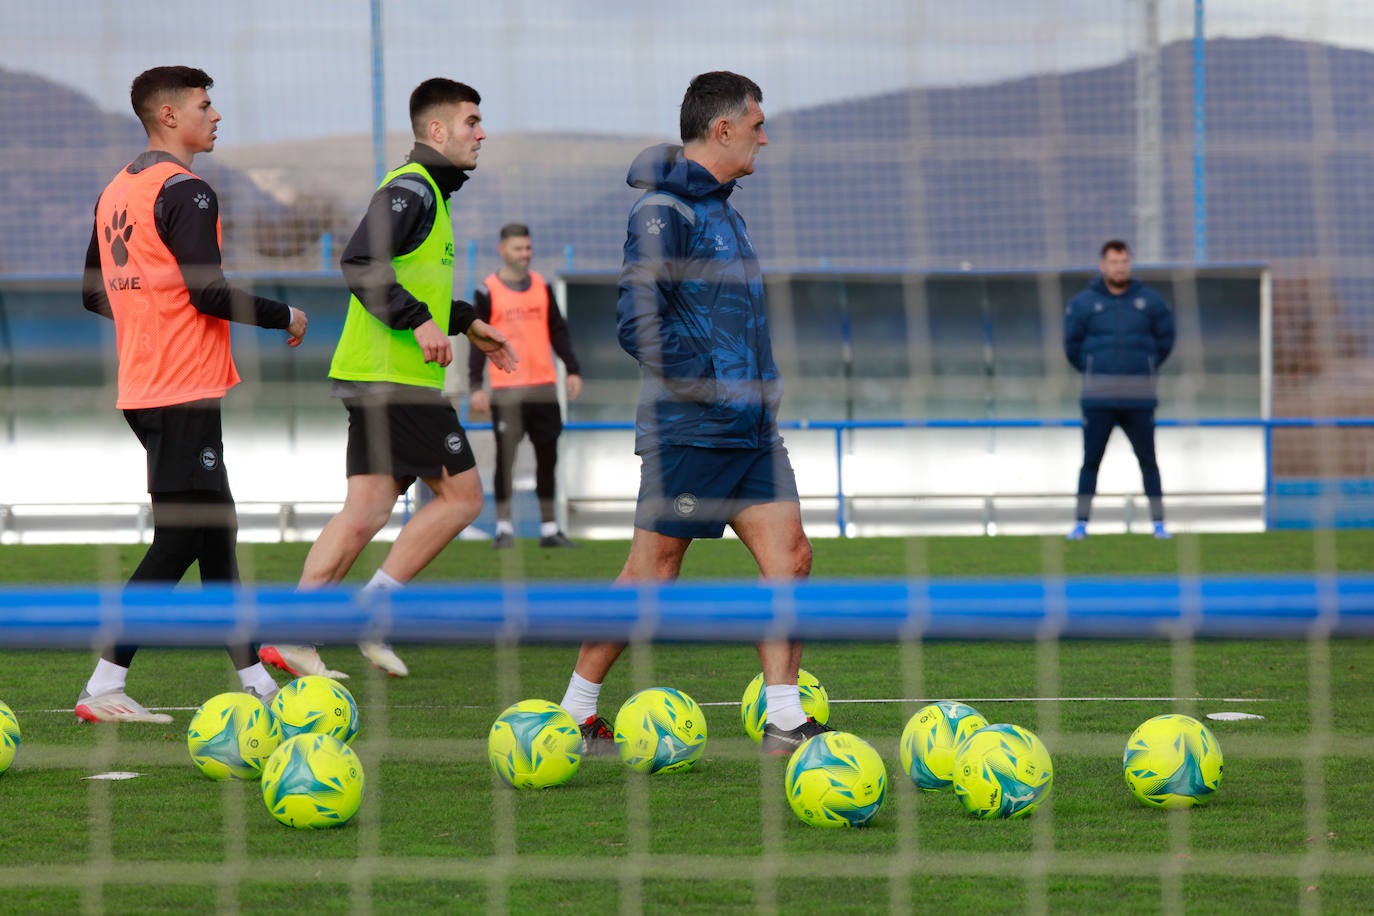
[760,717,833,756]
[493,532,515,549]
[245,684,280,708]
[539,531,577,548]
[75,689,173,724]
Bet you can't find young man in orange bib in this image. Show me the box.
[78,66,308,723]
[467,224,582,548]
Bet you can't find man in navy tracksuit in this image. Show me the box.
[1063,239,1176,539]
[555,72,826,757]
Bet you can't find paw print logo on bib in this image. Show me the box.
[105,208,134,267]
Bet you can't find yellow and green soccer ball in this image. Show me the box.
[952,723,1054,819]
[1123,714,1223,808]
[899,700,988,791]
[260,733,365,829]
[270,676,359,744]
[488,699,582,789]
[614,687,708,774]
[186,692,282,780]
[784,731,888,828]
[0,700,19,775]
[739,669,831,743]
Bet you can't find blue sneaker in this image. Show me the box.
[1066,523,1087,541]
[1153,522,1172,540]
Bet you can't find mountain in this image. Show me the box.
[3,36,1372,276]
[0,66,282,275]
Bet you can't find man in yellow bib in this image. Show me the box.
[259,78,515,680]
[468,224,582,548]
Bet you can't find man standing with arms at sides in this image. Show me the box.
[557,71,826,756]
[79,66,308,722]
[258,78,515,680]
[1064,239,1176,540]
[468,223,582,549]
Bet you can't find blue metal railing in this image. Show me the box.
[484,416,1374,536]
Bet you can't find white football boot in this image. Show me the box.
[358,641,409,677]
[258,644,349,680]
[75,690,173,724]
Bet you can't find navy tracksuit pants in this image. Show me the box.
[1075,406,1164,523]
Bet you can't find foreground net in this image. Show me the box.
[0,575,1371,912]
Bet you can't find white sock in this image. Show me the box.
[561,671,602,723]
[361,570,403,647]
[495,519,515,536]
[540,520,559,537]
[366,569,403,591]
[84,659,128,697]
[237,663,278,696]
[764,684,807,730]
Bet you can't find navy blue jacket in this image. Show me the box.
[1064,277,1175,408]
[616,143,782,452]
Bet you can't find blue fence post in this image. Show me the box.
[1193,0,1207,262]
[833,424,847,537]
[465,239,479,301]
[369,0,386,185]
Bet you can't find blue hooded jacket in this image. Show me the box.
[617,143,782,452]
[1063,276,1175,408]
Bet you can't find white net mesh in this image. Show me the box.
[2,1,1374,912]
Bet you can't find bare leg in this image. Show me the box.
[730,500,812,684]
[378,466,483,582]
[298,474,404,588]
[571,527,693,682]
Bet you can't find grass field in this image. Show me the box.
[1,532,1372,914]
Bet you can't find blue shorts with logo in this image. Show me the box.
[633,442,800,539]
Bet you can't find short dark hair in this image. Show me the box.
[1100,239,1130,258]
[130,66,213,131]
[499,223,530,241]
[679,71,762,143]
[409,78,481,136]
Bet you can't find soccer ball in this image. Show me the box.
[952,723,1054,819]
[784,731,888,828]
[260,733,365,829]
[739,668,831,743]
[186,692,282,780]
[1123,714,1224,808]
[613,687,708,775]
[0,700,19,775]
[270,676,359,744]
[899,700,988,791]
[488,699,582,789]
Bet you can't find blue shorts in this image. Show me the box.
[633,442,800,539]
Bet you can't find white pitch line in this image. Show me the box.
[31,695,1274,717]
[698,696,1274,707]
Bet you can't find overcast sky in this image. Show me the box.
[5,0,1371,144]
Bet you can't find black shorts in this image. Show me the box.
[123,400,231,495]
[344,395,476,484]
[490,386,563,447]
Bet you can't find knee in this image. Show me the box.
[434,484,483,528]
[339,502,392,542]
